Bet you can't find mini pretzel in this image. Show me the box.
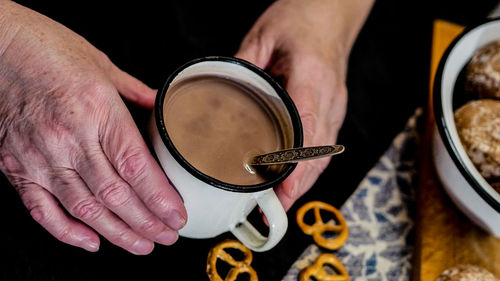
[206,239,258,281]
[296,201,348,250]
[299,253,350,281]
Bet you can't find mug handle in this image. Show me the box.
[230,189,288,252]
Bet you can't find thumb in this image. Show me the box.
[235,33,274,70]
[108,64,157,109]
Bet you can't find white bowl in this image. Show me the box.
[433,18,500,237]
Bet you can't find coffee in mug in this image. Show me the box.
[163,75,289,186]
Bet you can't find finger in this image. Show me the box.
[73,143,179,246]
[235,31,274,70]
[275,158,330,211]
[108,63,156,109]
[284,61,346,208]
[51,168,155,255]
[101,112,187,232]
[16,182,100,252]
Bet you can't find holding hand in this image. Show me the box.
[0,1,186,254]
[236,0,373,211]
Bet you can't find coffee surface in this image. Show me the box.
[163,75,284,185]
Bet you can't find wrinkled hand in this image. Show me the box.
[0,1,186,254]
[236,0,373,211]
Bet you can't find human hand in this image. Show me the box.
[236,0,373,211]
[0,1,186,254]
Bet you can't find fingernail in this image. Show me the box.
[83,239,100,252]
[131,238,154,255]
[166,210,186,230]
[155,230,178,245]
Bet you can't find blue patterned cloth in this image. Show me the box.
[282,108,422,281]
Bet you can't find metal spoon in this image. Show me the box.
[250,145,345,165]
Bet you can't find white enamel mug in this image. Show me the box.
[148,57,303,251]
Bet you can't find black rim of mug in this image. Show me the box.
[433,17,500,213]
[155,56,304,193]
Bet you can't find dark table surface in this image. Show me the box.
[0,1,497,280]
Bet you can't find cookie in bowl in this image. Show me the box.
[465,40,500,99]
[454,99,500,183]
[435,264,498,281]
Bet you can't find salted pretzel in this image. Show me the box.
[206,240,258,281]
[299,253,350,281]
[296,201,348,250]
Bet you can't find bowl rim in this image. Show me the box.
[433,17,500,213]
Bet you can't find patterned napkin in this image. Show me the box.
[282,108,422,281]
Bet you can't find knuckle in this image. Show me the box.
[95,50,116,74]
[96,50,112,65]
[28,204,48,224]
[79,77,109,95]
[72,197,103,222]
[117,149,149,184]
[76,78,116,105]
[13,181,32,198]
[15,184,47,222]
[111,229,137,247]
[0,153,24,174]
[139,215,160,234]
[54,226,73,243]
[51,166,79,182]
[243,27,264,47]
[146,191,170,211]
[67,144,88,169]
[98,182,131,208]
[300,111,318,140]
[43,123,78,152]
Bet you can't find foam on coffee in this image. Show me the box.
[163,75,287,185]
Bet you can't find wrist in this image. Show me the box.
[326,0,374,54]
[285,0,372,57]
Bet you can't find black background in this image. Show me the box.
[0,1,498,280]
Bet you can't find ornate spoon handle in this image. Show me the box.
[250,145,345,165]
